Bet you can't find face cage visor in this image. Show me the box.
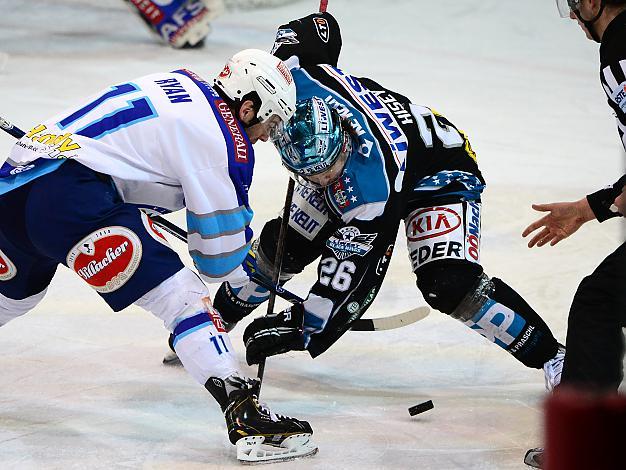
[270,117,344,175]
[556,0,582,17]
[299,141,351,189]
[270,121,351,190]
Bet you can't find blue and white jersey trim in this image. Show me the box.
[172,311,213,348]
[414,170,485,201]
[0,159,66,196]
[190,242,252,279]
[187,206,253,239]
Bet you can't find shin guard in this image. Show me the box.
[452,273,558,369]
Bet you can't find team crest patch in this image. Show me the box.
[326,226,377,260]
[0,249,17,281]
[330,178,350,209]
[67,226,142,293]
[140,212,170,247]
[313,17,329,43]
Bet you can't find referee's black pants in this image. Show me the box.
[561,240,626,391]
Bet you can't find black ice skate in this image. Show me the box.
[205,375,318,464]
[524,447,543,468]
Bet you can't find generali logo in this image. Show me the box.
[66,226,142,293]
[0,249,17,281]
[216,100,248,163]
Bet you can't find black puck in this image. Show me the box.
[408,400,434,416]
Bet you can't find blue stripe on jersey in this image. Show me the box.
[0,159,66,196]
[57,83,140,129]
[173,69,255,210]
[190,241,251,279]
[172,311,212,348]
[187,206,254,238]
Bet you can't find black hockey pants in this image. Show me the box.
[561,240,626,391]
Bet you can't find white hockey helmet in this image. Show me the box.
[214,49,296,124]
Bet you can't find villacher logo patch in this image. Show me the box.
[67,226,142,293]
[0,249,17,281]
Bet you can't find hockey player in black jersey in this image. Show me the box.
[523,0,626,467]
[204,12,566,389]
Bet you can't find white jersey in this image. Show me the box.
[3,69,255,286]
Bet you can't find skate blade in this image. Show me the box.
[236,433,318,465]
[523,447,543,468]
[162,351,182,366]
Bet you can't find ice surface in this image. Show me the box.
[0,0,624,468]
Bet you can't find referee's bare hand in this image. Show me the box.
[522,198,594,248]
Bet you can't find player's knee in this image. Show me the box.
[135,267,209,330]
[415,262,484,314]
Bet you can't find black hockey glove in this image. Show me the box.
[243,305,306,365]
[213,281,261,331]
[271,11,342,67]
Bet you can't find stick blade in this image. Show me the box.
[350,306,429,331]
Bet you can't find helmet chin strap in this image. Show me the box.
[213,85,261,128]
[573,1,606,43]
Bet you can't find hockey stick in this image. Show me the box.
[255,0,329,389]
[0,116,23,139]
[142,214,430,330]
[256,177,295,387]
[0,117,430,331]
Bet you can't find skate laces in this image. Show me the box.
[254,397,294,422]
[226,375,295,422]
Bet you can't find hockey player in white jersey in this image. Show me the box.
[0,49,318,463]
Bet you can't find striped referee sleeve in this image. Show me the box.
[601,59,626,150]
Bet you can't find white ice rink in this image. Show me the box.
[1,0,625,468]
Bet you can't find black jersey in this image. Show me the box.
[267,12,483,356]
[587,9,626,221]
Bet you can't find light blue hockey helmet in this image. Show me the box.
[271,97,346,178]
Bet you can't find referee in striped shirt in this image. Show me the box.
[523,0,626,393]
[522,1,626,467]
